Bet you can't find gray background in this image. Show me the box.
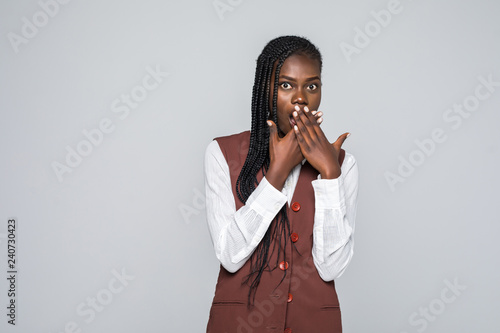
[1,0,499,332]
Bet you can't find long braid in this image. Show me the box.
[235,36,323,306]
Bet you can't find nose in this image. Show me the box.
[293,89,307,105]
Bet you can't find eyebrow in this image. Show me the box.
[279,75,321,82]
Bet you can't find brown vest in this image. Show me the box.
[207,130,345,333]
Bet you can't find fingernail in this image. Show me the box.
[347,132,351,137]
[304,106,309,112]
[317,118,323,124]
[294,125,298,131]
[293,111,298,117]
[295,105,300,111]
[311,111,317,115]
[317,111,323,117]
[267,120,271,126]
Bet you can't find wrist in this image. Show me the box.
[320,168,341,179]
[266,163,289,191]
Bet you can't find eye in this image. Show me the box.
[280,82,292,90]
[307,83,318,91]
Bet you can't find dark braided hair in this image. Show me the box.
[235,36,322,305]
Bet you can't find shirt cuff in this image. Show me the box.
[246,176,288,220]
[311,177,346,209]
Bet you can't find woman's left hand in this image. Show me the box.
[292,105,350,179]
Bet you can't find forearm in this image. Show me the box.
[207,176,287,273]
[310,157,359,281]
[312,202,355,281]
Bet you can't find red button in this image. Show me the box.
[291,232,299,242]
[284,328,292,333]
[279,261,289,270]
[287,293,293,302]
[291,202,300,212]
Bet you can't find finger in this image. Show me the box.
[283,122,298,140]
[303,106,320,131]
[311,111,323,124]
[303,106,326,136]
[267,120,279,144]
[332,132,351,150]
[293,124,306,147]
[293,109,311,142]
[293,113,316,155]
[294,106,317,141]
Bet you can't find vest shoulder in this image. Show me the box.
[213,130,250,142]
[213,130,250,149]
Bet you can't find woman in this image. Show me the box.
[204,35,359,332]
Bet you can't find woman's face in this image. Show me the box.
[269,53,322,137]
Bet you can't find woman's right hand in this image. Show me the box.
[265,120,305,191]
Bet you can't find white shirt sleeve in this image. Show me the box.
[310,153,359,281]
[204,140,288,273]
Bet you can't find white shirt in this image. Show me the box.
[204,139,359,282]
